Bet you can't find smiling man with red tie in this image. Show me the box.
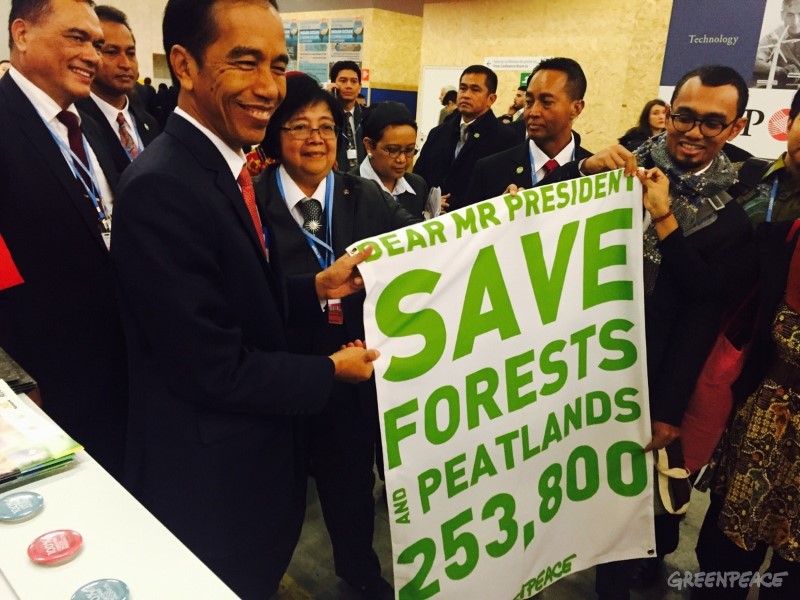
[464,57,593,205]
[0,0,127,479]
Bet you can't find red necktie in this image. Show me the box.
[56,110,91,185]
[116,112,138,159]
[237,166,266,254]
[543,159,559,175]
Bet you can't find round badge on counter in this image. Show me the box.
[0,491,44,522]
[71,578,129,600]
[27,529,83,564]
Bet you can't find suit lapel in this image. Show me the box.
[167,116,272,276]
[130,103,157,146]
[512,143,533,188]
[332,172,355,257]
[1,77,108,251]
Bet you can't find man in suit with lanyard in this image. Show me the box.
[76,5,159,177]
[464,57,593,205]
[330,60,366,171]
[0,0,127,479]
[111,1,380,596]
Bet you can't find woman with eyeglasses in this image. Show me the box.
[352,101,428,218]
[255,73,417,600]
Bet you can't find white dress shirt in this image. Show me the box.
[277,164,328,228]
[529,134,577,185]
[358,157,416,198]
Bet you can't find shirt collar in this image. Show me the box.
[278,164,328,213]
[90,91,130,122]
[529,134,576,171]
[7,66,80,125]
[358,157,415,196]
[174,106,245,180]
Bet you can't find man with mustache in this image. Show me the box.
[0,0,127,479]
[76,5,159,176]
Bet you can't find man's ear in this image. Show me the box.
[571,99,585,120]
[727,116,748,141]
[169,45,196,92]
[10,19,30,53]
[487,93,497,107]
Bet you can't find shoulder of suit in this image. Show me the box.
[341,169,384,200]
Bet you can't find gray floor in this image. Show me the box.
[277,476,763,600]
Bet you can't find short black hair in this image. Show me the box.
[94,4,131,32]
[790,87,800,122]
[528,57,587,100]
[262,73,343,160]
[162,0,277,85]
[362,101,417,142]
[442,90,457,105]
[460,65,498,94]
[9,0,95,50]
[330,60,361,82]
[671,65,749,119]
[517,85,526,92]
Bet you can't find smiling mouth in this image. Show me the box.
[70,67,94,80]
[240,105,273,122]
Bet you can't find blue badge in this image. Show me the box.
[71,579,130,600]
[0,491,44,522]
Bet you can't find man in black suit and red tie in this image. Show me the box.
[0,0,127,479]
[111,1,380,597]
[465,57,593,205]
[76,5,159,177]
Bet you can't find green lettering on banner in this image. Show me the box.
[418,468,441,514]
[445,453,469,499]
[566,445,600,501]
[452,208,478,238]
[384,398,419,469]
[495,429,520,470]
[607,440,648,497]
[613,387,641,422]
[586,390,612,425]
[505,349,537,412]
[376,269,445,381]
[583,208,634,309]
[539,339,567,396]
[471,443,499,485]
[424,385,460,445]
[465,367,503,429]
[380,231,405,256]
[453,245,521,359]
[599,319,637,370]
[520,220,579,325]
[569,324,596,380]
[406,227,428,252]
[541,412,563,451]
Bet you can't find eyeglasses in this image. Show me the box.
[376,145,418,159]
[669,113,735,137]
[281,123,339,140]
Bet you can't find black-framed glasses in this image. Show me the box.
[669,113,735,137]
[281,123,339,140]
[376,145,418,159]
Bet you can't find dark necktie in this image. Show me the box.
[345,111,358,170]
[543,159,559,175]
[56,111,91,185]
[116,112,138,159]
[455,122,469,157]
[237,166,266,254]
[300,198,323,235]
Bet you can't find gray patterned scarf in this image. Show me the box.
[633,134,738,294]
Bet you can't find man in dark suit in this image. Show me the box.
[331,60,366,171]
[111,1,379,598]
[76,5,159,176]
[0,0,128,479]
[413,64,518,212]
[465,57,593,205]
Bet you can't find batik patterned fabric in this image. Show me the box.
[710,302,800,561]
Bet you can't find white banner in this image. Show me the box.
[350,171,656,600]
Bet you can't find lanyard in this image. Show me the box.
[276,170,335,270]
[44,119,109,228]
[529,143,576,186]
[766,178,779,223]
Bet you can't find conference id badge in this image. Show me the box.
[328,299,343,324]
[347,148,358,161]
[101,231,111,250]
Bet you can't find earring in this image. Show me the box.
[367,152,373,158]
